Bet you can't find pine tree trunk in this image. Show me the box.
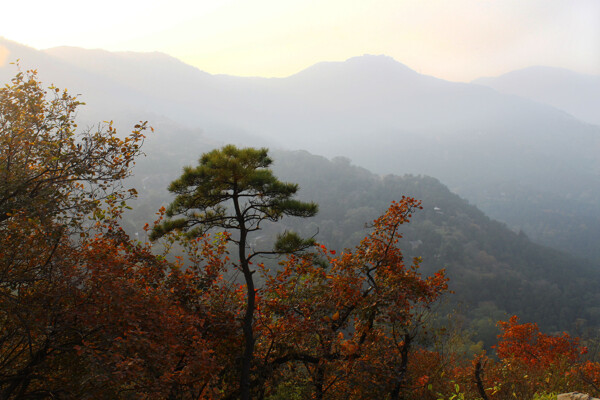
[235,194,255,400]
[240,257,255,400]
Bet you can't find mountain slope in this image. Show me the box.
[126,142,600,342]
[0,38,154,125]
[2,39,600,262]
[269,151,600,334]
[474,66,600,126]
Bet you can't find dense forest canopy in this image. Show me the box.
[126,144,600,339]
[2,68,600,398]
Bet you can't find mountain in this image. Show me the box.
[0,38,152,125]
[474,66,600,126]
[269,150,600,339]
[125,142,600,345]
[2,38,600,263]
[2,38,600,340]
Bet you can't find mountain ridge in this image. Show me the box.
[473,65,600,126]
[3,38,600,338]
[1,37,599,262]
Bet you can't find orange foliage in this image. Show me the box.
[258,197,449,399]
[0,70,240,398]
[4,69,600,399]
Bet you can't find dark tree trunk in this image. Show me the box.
[314,365,325,400]
[235,193,255,400]
[475,359,489,400]
[239,254,255,400]
[390,333,411,400]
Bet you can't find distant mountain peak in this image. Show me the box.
[474,65,600,125]
[474,65,599,84]
[346,53,402,63]
[346,54,416,71]
[290,54,417,81]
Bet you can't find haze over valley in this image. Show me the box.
[3,33,600,334]
[2,1,600,396]
[2,37,599,265]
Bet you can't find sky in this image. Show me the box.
[1,0,599,81]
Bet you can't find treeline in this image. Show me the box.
[3,70,600,399]
[125,135,600,342]
[268,151,600,338]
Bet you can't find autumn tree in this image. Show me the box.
[427,316,600,400]
[0,68,149,397]
[258,198,448,399]
[491,316,590,399]
[61,222,243,399]
[151,145,318,400]
[0,70,144,226]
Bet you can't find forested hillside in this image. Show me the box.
[2,69,600,399]
[124,138,600,343]
[270,151,600,337]
[2,37,600,264]
[2,37,594,347]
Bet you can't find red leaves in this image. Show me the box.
[68,229,239,398]
[440,316,600,400]
[257,199,448,397]
[496,316,583,368]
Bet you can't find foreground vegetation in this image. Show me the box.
[2,70,600,399]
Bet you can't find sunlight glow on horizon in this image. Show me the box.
[2,0,599,81]
[0,45,9,67]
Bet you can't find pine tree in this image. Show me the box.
[151,145,318,399]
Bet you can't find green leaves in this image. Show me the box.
[150,145,318,399]
[152,145,318,240]
[273,198,319,218]
[274,231,316,253]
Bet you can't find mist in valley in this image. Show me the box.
[1,2,600,396]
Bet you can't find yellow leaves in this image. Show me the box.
[332,311,340,321]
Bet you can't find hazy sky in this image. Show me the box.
[2,0,599,81]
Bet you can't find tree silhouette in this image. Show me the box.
[151,145,318,399]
